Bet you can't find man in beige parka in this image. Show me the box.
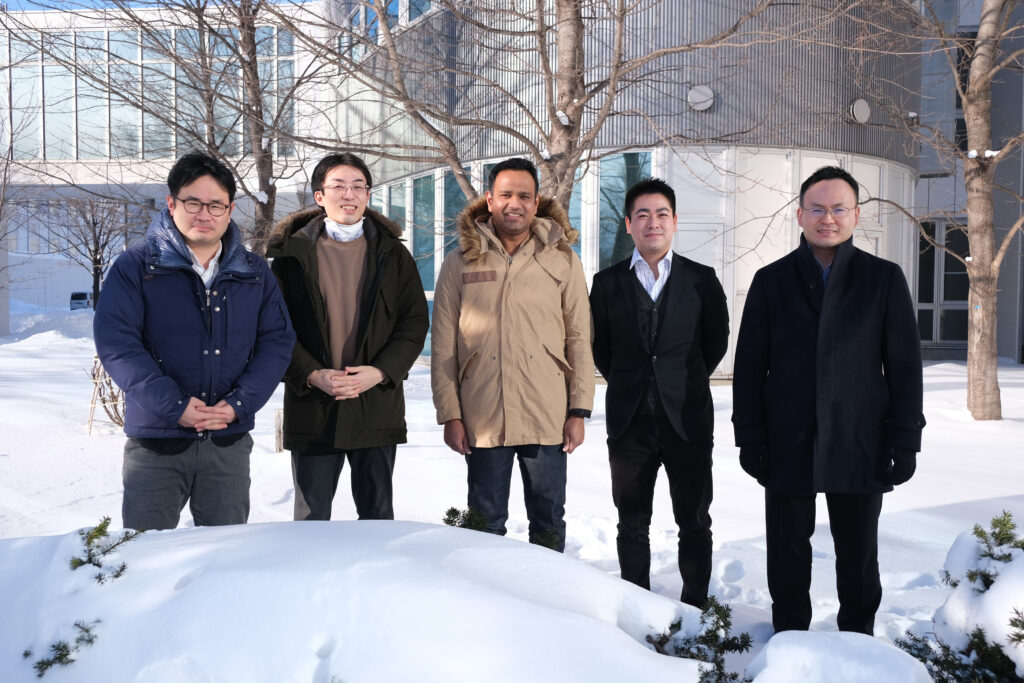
[431,157,595,552]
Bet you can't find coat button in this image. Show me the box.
[236,400,242,406]
[214,349,221,355]
[203,350,209,355]
[214,307,220,312]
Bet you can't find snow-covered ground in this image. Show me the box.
[1,305,1022,681]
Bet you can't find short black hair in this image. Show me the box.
[799,166,859,206]
[311,152,372,192]
[624,177,676,218]
[488,157,539,194]
[168,152,236,202]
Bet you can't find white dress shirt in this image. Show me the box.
[629,248,672,300]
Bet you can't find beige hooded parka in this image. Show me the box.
[431,195,595,448]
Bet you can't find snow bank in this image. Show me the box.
[2,521,702,682]
[746,631,931,682]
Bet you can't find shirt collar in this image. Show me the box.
[629,247,672,275]
[187,241,222,286]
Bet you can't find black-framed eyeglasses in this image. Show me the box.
[174,197,230,217]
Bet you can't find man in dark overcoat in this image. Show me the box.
[732,165,925,635]
[591,177,729,607]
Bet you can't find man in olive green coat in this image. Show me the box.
[268,152,428,520]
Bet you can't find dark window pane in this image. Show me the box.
[918,309,933,342]
[176,29,201,57]
[943,226,969,302]
[210,29,238,59]
[278,29,293,56]
[443,168,469,256]
[599,152,650,270]
[255,26,274,57]
[388,182,406,232]
[369,188,384,213]
[410,0,431,21]
[954,118,968,153]
[918,222,935,304]
[940,309,968,341]
[413,176,436,290]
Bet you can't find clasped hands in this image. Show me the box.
[178,397,237,432]
[308,366,385,400]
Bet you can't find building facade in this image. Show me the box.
[2,0,1021,366]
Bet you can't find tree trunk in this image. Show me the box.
[961,0,1004,419]
[966,265,1001,419]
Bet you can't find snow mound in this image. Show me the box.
[746,631,930,682]
[3,521,702,682]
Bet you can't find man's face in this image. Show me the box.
[166,174,233,253]
[625,192,677,262]
[314,165,369,225]
[797,178,860,259]
[486,169,540,241]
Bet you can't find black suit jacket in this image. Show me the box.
[591,253,729,442]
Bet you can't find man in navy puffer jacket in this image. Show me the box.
[95,152,295,530]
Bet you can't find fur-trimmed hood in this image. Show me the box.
[455,195,578,264]
[266,206,402,252]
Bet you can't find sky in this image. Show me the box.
[0,303,1022,680]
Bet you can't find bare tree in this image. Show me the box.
[30,196,149,307]
[272,0,801,208]
[4,0,338,254]
[842,0,1024,419]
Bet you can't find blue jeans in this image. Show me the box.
[466,444,567,552]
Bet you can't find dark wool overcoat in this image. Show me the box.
[94,208,295,439]
[266,208,428,451]
[591,253,729,443]
[731,236,926,495]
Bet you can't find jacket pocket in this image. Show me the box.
[458,350,480,383]
[542,343,572,374]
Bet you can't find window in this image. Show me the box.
[388,182,407,233]
[599,152,651,270]
[917,221,969,343]
[413,175,436,289]
[954,32,976,111]
[43,64,74,159]
[443,168,469,256]
[409,0,432,21]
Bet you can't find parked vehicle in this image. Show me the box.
[70,291,93,310]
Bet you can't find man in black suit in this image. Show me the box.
[590,177,729,607]
[732,165,925,635]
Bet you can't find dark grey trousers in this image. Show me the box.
[291,445,397,521]
[121,434,253,531]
